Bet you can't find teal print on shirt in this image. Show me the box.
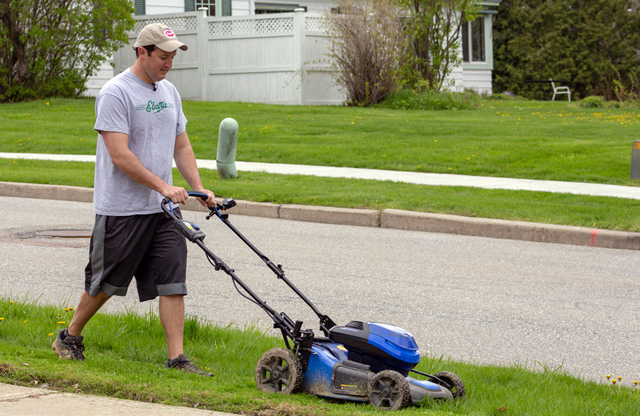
[135,101,175,114]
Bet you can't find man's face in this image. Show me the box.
[140,47,177,83]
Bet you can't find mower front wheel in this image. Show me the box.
[368,370,411,411]
[255,348,303,394]
[433,371,465,399]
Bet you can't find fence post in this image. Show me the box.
[293,9,306,105]
[197,7,209,101]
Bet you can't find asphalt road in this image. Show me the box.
[1,196,638,386]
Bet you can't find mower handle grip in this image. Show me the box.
[187,191,209,201]
[188,192,236,212]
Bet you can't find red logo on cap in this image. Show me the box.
[164,29,175,38]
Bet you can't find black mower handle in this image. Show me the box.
[187,191,236,212]
[187,191,209,201]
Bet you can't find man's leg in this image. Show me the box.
[68,290,111,337]
[53,290,110,360]
[160,294,213,376]
[159,294,185,359]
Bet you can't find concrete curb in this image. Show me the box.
[1,181,638,251]
[381,209,640,250]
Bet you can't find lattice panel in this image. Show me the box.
[208,17,294,37]
[305,16,328,33]
[134,16,198,33]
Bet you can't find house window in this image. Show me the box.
[185,0,231,16]
[255,2,306,14]
[196,0,215,16]
[462,16,485,63]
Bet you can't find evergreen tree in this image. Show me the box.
[493,0,640,100]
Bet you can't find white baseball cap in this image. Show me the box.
[133,23,188,52]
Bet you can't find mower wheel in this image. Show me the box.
[368,370,411,411]
[255,348,303,395]
[433,371,465,399]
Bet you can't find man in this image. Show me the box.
[52,23,216,376]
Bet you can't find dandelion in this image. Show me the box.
[9,301,14,304]
[46,102,50,106]
[612,379,617,384]
[606,375,611,380]
[64,307,74,312]
[48,333,54,337]
[22,320,27,324]
[57,321,65,325]
[0,318,4,322]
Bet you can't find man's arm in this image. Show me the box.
[101,131,189,203]
[173,131,216,207]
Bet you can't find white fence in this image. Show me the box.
[114,10,345,105]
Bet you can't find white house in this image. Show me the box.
[86,0,501,103]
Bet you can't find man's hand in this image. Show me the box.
[193,189,216,208]
[161,185,189,204]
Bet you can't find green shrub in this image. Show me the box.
[580,96,605,108]
[381,89,481,110]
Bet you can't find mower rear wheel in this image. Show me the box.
[368,370,411,411]
[255,348,303,394]
[433,371,465,399]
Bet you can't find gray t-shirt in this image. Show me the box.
[93,69,187,216]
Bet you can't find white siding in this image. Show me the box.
[462,69,493,94]
[146,0,184,14]
[84,62,113,97]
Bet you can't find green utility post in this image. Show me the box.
[216,118,238,179]
[632,141,640,180]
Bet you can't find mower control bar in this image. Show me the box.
[204,197,337,337]
[161,192,301,343]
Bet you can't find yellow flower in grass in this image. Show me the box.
[48,333,54,337]
[0,318,4,322]
[57,321,65,325]
[64,307,74,312]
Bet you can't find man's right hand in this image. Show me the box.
[161,185,189,204]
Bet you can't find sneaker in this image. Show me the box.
[52,329,85,361]
[165,354,213,376]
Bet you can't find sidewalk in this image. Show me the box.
[0,382,234,416]
[0,152,639,251]
[2,152,640,200]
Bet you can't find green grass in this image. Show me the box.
[1,98,640,231]
[1,298,638,415]
[2,158,639,231]
[2,98,639,185]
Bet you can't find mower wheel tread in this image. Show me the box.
[255,348,303,394]
[433,371,465,399]
[368,370,411,411]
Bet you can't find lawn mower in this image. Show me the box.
[161,192,465,410]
